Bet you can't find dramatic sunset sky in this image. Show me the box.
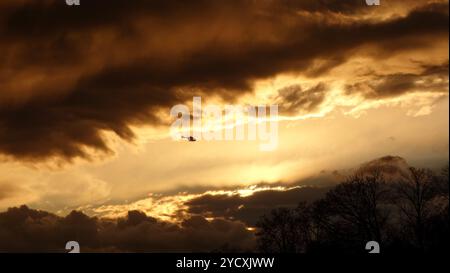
[0,0,448,228]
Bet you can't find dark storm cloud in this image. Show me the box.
[0,0,375,37]
[276,0,367,13]
[275,83,328,114]
[186,186,329,226]
[345,61,449,98]
[0,205,255,252]
[0,0,448,161]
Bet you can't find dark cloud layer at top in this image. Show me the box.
[0,0,376,36]
[0,0,448,161]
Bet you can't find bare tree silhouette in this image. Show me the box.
[330,171,388,235]
[311,170,391,252]
[391,167,437,251]
[256,166,449,254]
[434,164,449,202]
[256,203,312,253]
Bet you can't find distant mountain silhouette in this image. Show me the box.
[359,155,412,181]
[294,155,413,188]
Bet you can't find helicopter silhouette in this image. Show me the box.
[181,136,197,142]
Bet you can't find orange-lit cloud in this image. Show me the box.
[0,0,448,161]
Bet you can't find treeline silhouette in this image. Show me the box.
[256,166,449,254]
